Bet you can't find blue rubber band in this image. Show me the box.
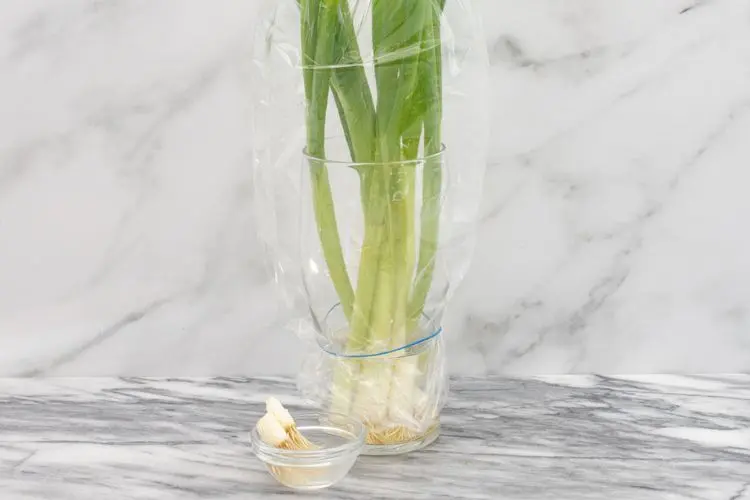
[317,326,443,359]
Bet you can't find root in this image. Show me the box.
[285,425,317,450]
[365,422,438,446]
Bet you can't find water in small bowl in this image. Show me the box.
[251,412,365,490]
[300,425,353,448]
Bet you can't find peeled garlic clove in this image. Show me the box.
[266,397,295,429]
[256,412,288,447]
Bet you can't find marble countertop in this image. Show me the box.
[0,375,749,499]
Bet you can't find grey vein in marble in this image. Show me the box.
[0,375,748,499]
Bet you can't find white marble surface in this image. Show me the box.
[0,375,749,499]
[1,0,750,375]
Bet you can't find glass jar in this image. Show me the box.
[251,0,489,454]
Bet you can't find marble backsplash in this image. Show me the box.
[1,0,749,376]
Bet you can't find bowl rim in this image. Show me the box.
[250,410,366,462]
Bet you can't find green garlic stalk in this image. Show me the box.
[299,0,445,431]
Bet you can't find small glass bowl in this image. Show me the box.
[250,411,365,490]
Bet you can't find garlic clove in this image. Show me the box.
[256,412,288,447]
[266,397,295,429]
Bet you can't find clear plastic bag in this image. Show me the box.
[299,332,448,452]
[251,0,489,453]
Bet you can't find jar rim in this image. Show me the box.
[296,42,443,71]
[302,143,446,167]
